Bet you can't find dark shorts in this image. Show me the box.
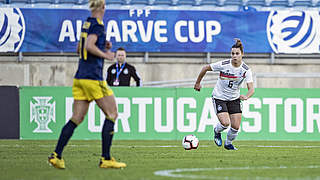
[212,98,242,114]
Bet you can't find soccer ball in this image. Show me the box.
[182,135,199,150]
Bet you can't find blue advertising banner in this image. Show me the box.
[0,8,319,53]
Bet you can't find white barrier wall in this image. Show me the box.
[1,55,320,88]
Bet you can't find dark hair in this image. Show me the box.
[231,38,244,54]
[116,47,126,52]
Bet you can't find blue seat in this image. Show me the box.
[130,0,149,4]
[33,0,54,4]
[292,0,311,6]
[106,0,126,4]
[153,0,173,5]
[201,0,219,5]
[178,0,195,5]
[247,0,264,6]
[310,0,318,5]
[9,0,31,4]
[269,0,289,6]
[224,0,242,5]
[57,0,79,4]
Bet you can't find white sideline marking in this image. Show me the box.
[1,144,320,148]
[154,166,320,179]
[241,145,320,148]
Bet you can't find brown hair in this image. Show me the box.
[231,38,244,54]
[116,47,126,52]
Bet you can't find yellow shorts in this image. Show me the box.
[72,79,114,101]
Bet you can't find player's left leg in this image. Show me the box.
[224,113,241,150]
[96,94,126,168]
[224,99,242,150]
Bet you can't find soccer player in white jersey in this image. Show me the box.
[194,39,255,150]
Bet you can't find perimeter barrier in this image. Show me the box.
[19,87,320,140]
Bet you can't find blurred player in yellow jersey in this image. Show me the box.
[48,0,126,169]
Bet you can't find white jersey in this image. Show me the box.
[210,59,253,101]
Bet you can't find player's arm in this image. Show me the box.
[131,66,142,87]
[194,65,212,91]
[240,82,254,100]
[240,69,255,100]
[104,40,115,60]
[86,34,114,60]
[106,66,113,86]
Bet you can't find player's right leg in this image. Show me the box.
[49,79,90,169]
[212,98,230,147]
[48,100,89,169]
[214,113,230,146]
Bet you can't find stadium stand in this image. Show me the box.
[311,0,320,6]
[246,0,265,6]
[224,0,242,6]
[58,0,88,5]
[153,0,175,5]
[201,0,219,6]
[32,0,55,4]
[129,0,149,5]
[106,0,320,9]
[2,0,319,8]
[177,0,196,5]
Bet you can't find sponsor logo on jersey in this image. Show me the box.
[266,11,320,53]
[0,8,25,52]
[111,69,116,74]
[220,71,239,81]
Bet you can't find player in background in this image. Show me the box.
[48,0,126,169]
[194,39,254,150]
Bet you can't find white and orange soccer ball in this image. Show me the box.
[182,135,199,150]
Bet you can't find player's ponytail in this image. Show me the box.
[232,38,244,54]
[89,0,104,12]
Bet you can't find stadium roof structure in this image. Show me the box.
[1,0,319,10]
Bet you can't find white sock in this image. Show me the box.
[214,123,228,133]
[225,127,238,145]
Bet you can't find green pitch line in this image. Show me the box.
[0,140,320,180]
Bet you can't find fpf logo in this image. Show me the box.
[0,8,25,52]
[267,11,320,54]
[30,97,56,133]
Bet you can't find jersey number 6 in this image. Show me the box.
[228,81,233,88]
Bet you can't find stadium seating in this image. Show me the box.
[2,0,319,8]
[129,0,149,5]
[152,0,174,5]
[224,0,242,6]
[9,0,32,4]
[291,0,311,6]
[200,0,219,6]
[32,0,55,4]
[58,0,87,5]
[246,0,265,6]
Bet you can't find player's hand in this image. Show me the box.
[240,95,248,100]
[194,83,201,91]
[106,41,112,50]
[104,52,115,60]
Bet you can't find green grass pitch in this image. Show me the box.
[1,140,320,180]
